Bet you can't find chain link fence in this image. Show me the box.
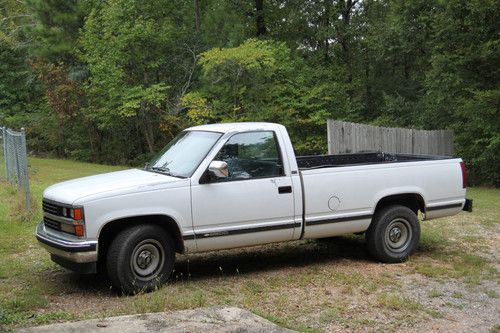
[1,127,31,210]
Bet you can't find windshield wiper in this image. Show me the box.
[151,166,171,175]
[148,166,186,178]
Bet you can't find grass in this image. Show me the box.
[0,156,499,332]
[428,289,444,298]
[486,290,498,299]
[377,293,423,311]
[0,157,124,330]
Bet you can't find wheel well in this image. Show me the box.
[98,215,184,263]
[374,193,425,215]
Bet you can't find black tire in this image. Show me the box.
[366,205,420,263]
[106,224,175,294]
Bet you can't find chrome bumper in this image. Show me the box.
[36,222,98,263]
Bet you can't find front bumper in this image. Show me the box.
[36,222,98,264]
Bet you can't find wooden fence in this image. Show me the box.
[327,120,454,156]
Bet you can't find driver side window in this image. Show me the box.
[214,131,283,181]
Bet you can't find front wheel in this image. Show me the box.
[106,224,175,294]
[366,205,420,263]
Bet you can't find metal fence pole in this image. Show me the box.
[14,132,21,187]
[2,127,8,179]
[5,127,12,181]
[20,128,30,210]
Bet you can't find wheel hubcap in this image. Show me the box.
[389,227,402,243]
[130,239,165,281]
[137,250,154,269]
[384,218,412,253]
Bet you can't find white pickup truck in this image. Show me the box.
[36,122,472,294]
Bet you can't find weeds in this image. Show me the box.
[377,293,423,311]
[428,289,444,298]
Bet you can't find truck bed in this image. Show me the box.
[296,152,453,170]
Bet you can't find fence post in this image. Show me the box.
[20,128,30,210]
[14,131,21,187]
[2,127,8,179]
[327,119,333,154]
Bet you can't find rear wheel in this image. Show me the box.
[366,205,420,263]
[106,224,175,294]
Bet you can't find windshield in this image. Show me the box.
[147,131,222,178]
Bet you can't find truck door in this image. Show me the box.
[190,131,297,251]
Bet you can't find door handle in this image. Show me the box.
[278,186,292,194]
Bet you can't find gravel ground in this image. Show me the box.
[402,277,499,333]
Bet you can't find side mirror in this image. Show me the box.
[208,160,228,179]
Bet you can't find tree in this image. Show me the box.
[0,0,497,184]
[26,0,87,65]
[423,0,500,185]
[80,0,200,161]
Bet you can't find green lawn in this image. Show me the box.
[0,157,498,332]
[0,158,124,328]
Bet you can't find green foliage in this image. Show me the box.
[181,92,214,125]
[119,84,170,118]
[195,39,341,154]
[422,0,500,185]
[26,0,87,64]
[199,38,286,73]
[0,40,32,118]
[453,89,500,186]
[197,39,291,120]
[81,0,174,124]
[0,0,498,184]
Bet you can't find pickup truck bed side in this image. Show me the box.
[299,157,465,239]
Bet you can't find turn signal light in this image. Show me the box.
[72,208,83,220]
[74,224,85,237]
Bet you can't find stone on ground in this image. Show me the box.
[14,307,296,333]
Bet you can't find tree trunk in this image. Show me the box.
[334,0,357,84]
[255,0,266,36]
[194,0,201,33]
[322,0,332,63]
[140,105,155,154]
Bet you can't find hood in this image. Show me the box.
[43,169,187,205]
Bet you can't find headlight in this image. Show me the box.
[60,206,85,237]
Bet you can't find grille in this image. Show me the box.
[43,216,61,231]
[42,200,63,216]
[42,199,65,231]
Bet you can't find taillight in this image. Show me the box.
[460,161,468,188]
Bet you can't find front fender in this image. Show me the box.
[81,186,192,240]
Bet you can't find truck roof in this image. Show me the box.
[186,122,281,134]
